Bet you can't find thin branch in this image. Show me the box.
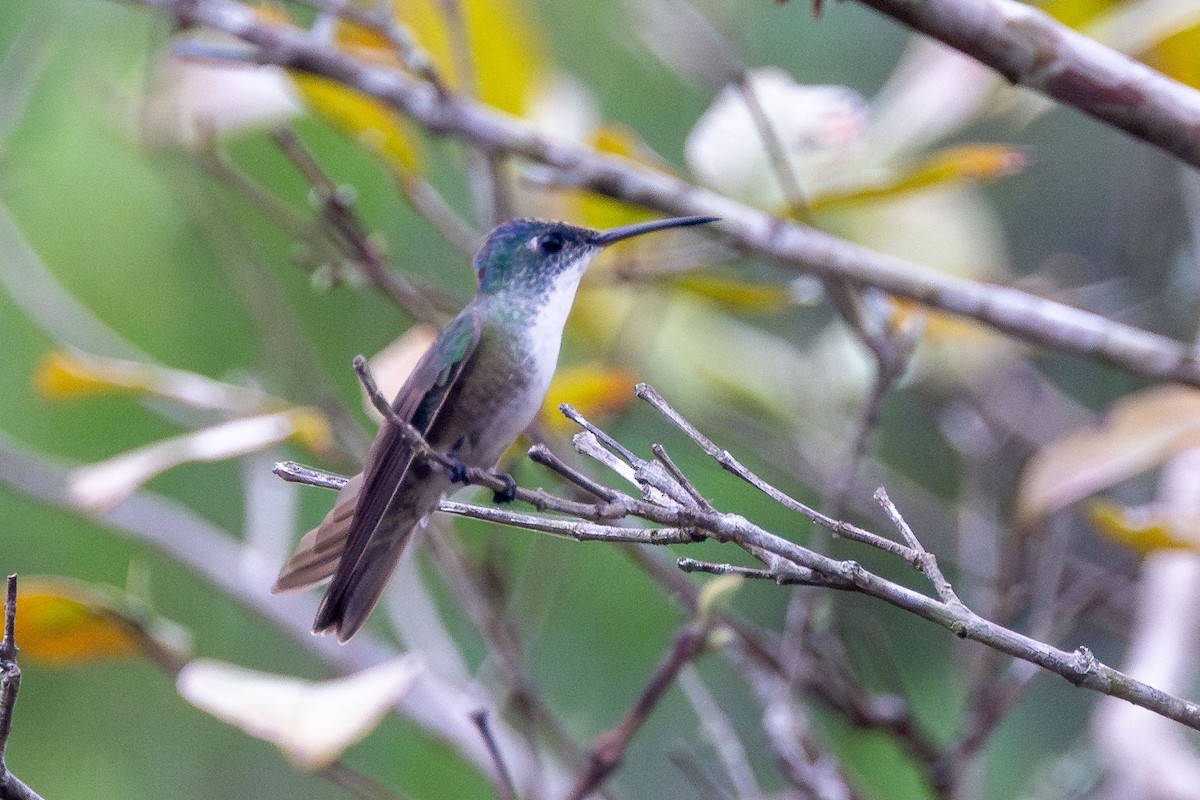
[0,578,13,663]
[635,383,919,563]
[270,127,444,325]
[440,500,701,545]
[566,621,712,800]
[875,487,961,605]
[678,556,818,586]
[277,383,1200,736]
[560,404,640,467]
[0,576,47,800]
[275,459,350,490]
[526,443,622,503]
[678,665,763,800]
[470,710,518,800]
[286,0,448,93]
[825,314,921,513]
[651,442,715,512]
[392,172,480,260]
[323,760,413,800]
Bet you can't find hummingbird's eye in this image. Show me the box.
[537,232,565,254]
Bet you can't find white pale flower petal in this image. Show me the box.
[525,73,600,144]
[69,412,303,513]
[140,35,302,152]
[867,38,1000,163]
[364,325,439,422]
[685,67,868,208]
[177,656,422,770]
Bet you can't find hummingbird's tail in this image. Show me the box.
[311,521,420,642]
[273,472,422,642]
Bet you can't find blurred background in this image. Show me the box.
[1,0,1198,797]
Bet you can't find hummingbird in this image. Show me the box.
[273,214,718,642]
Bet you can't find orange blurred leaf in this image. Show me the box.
[1016,386,1200,527]
[16,579,141,665]
[541,363,638,434]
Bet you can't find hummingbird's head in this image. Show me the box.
[473,215,718,297]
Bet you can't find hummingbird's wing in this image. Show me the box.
[278,312,482,641]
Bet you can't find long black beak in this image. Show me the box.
[590,215,719,246]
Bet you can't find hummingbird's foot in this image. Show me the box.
[444,456,469,484]
[492,473,518,504]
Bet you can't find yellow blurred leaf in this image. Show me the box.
[574,126,666,231]
[177,656,422,770]
[291,73,420,173]
[1041,0,1120,29]
[672,274,795,313]
[1151,25,1200,88]
[396,0,548,115]
[1016,386,1200,527]
[35,349,277,412]
[16,580,141,664]
[1086,499,1197,555]
[35,350,140,399]
[541,363,638,434]
[696,574,743,622]
[286,406,337,455]
[810,145,1027,212]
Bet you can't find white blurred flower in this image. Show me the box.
[140,34,302,152]
[177,656,422,770]
[70,409,327,513]
[685,68,870,209]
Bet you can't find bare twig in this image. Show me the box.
[678,556,817,585]
[470,710,518,800]
[271,127,444,325]
[274,376,1200,736]
[323,760,413,800]
[0,576,47,800]
[651,442,715,512]
[526,443,622,503]
[875,487,961,604]
[286,0,448,92]
[392,173,480,259]
[566,620,712,800]
[635,383,919,562]
[825,315,921,513]
[678,664,764,799]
